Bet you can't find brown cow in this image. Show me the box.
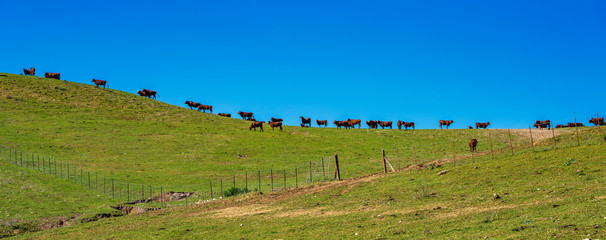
[333,120,352,129]
[534,120,551,130]
[137,89,158,99]
[469,139,478,152]
[44,72,61,80]
[589,118,605,126]
[439,120,454,129]
[268,121,283,131]
[300,123,309,128]
[300,116,311,127]
[23,67,35,76]
[567,122,584,127]
[366,120,378,129]
[184,101,201,109]
[91,79,107,89]
[555,124,567,128]
[475,122,490,129]
[397,121,415,130]
[249,121,264,131]
[377,121,392,129]
[238,111,254,120]
[218,113,231,117]
[247,118,257,122]
[197,104,213,113]
[316,120,328,127]
[468,126,473,129]
[347,119,361,128]
[271,117,283,122]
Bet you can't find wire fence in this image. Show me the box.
[0,120,603,209]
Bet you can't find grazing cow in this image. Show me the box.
[397,121,415,130]
[468,126,473,129]
[439,120,454,129]
[333,120,352,129]
[249,121,264,131]
[589,118,605,126]
[469,139,478,152]
[91,79,107,89]
[218,113,231,117]
[300,116,311,127]
[475,122,490,129]
[347,119,361,128]
[534,120,551,130]
[23,67,35,76]
[184,101,201,109]
[397,120,404,130]
[271,117,283,122]
[366,120,378,129]
[300,123,309,128]
[44,72,61,80]
[268,121,283,131]
[238,111,254,120]
[247,118,257,122]
[197,104,213,113]
[377,121,392,129]
[567,122,584,128]
[316,120,328,127]
[137,89,158,99]
[555,124,567,128]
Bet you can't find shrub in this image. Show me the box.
[564,158,574,166]
[223,187,249,197]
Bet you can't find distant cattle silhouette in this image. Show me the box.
[589,118,605,126]
[555,124,567,128]
[91,79,107,89]
[316,120,328,127]
[475,122,490,129]
[439,120,454,129]
[347,119,361,128]
[397,121,415,130]
[468,126,473,129]
[366,120,378,129]
[300,116,311,127]
[23,67,35,76]
[44,72,60,80]
[333,120,352,129]
[377,121,392,129]
[469,139,478,152]
[247,118,257,122]
[300,123,309,128]
[218,113,231,117]
[184,101,201,109]
[238,111,254,120]
[567,122,584,127]
[249,121,264,131]
[197,104,213,113]
[534,120,551,130]
[268,121,283,131]
[271,117,283,122]
[137,89,158,99]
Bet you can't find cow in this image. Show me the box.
[268,121,283,131]
[589,118,605,126]
[347,119,361,128]
[534,120,551,130]
[333,120,352,129]
[377,121,392,129]
[23,67,35,76]
[555,124,567,128]
[247,118,257,122]
[137,89,158,99]
[468,126,473,129]
[91,79,107,89]
[316,120,328,127]
[439,120,454,129]
[397,120,405,130]
[300,123,309,128]
[249,121,264,131]
[197,104,213,113]
[218,113,231,117]
[469,139,478,152]
[184,101,201,109]
[366,120,378,129]
[475,122,490,129]
[271,117,283,122]
[567,122,584,128]
[238,111,254,120]
[44,72,61,80]
[300,116,311,127]
[397,120,415,130]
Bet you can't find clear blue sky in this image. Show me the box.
[2,0,605,129]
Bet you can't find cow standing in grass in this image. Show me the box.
[268,121,283,131]
[44,72,61,80]
[91,79,107,89]
[469,139,478,152]
[300,116,311,127]
[218,113,231,117]
[238,111,254,120]
[475,122,490,129]
[197,104,213,113]
[316,120,328,127]
[249,121,264,131]
[534,120,551,130]
[377,121,392,129]
[347,119,361,128]
[366,120,378,129]
[184,101,201,110]
[23,67,35,76]
[589,118,605,126]
[439,120,454,129]
[137,89,159,99]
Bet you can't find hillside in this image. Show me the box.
[19,142,606,239]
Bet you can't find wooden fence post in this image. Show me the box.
[489,132,494,160]
[271,169,274,192]
[258,170,261,192]
[395,148,400,172]
[508,129,514,155]
[221,179,224,197]
[574,118,580,146]
[334,154,341,180]
[551,125,557,149]
[528,126,535,151]
[321,158,325,180]
[598,113,604,142]
[432,143,436,162]
[452,140,456,166]
[245,172,248,192]
[382,150,387,173]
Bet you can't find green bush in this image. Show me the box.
[223,187,249,197]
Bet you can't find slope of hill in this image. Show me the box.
[19,142,606,239]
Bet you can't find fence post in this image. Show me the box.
[574,118,580,146]
[432,143,436,162]
[395,148,400,171]
[489,132,495,160]
[233,175,236,189]
[80,168,83,185]
[598,113,604,142]
[210,180,213,200]
[149,185,152,200]
[258,170,261,192]
[452,140,456,166]
[321,158,325,180]
[245,172,248,192]
[142,184,144,201]
[382,150,387,173]
[220,179,224,197]
[334,154,341,180]
[67,163,70,181]
[271,169,274,192]
[508,129,514,155]
[308,162,313,183]
[53,159,56,176]
[551,125,557,149]
[295,167,298,187]
[528,126,535,151]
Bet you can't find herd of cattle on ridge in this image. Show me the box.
[19,67,606,133]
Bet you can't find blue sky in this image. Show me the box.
[2,0,605,129]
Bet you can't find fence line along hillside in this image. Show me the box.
[1,125,602,209]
